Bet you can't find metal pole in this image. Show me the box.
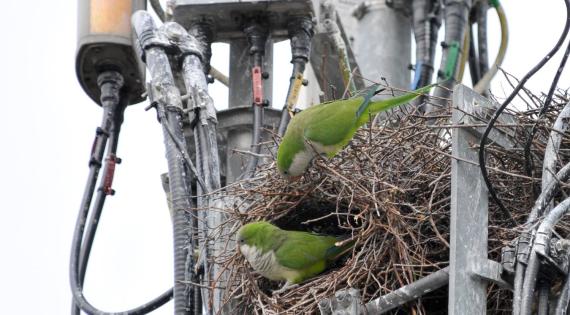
[449,85,489,315]
[364,267,450,314]
[349,0,411,91]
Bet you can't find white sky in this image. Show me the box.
[0,1,568,314]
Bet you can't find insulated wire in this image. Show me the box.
[473,3,508,94]
[523,22,570,193]
[478,0,570,228]
[457,25,470,82]
[70,99,173,315]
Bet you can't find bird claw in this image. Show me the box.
[272,283,298,295]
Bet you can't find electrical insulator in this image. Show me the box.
[76,0,146,105]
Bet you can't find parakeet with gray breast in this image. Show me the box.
[237,221,354,293]
[277,84,435,179]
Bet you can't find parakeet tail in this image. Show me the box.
[367,83,435,116]
[325,239,356,262]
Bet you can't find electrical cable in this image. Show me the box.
[241,22,268,179]
[521,197,570,315]
[468,24,481,85]
[457,24,470,81]
[512,162,570,315]
[70,71,173,315]
[542,100,570,209]
[72,102,124,315]
[410,0,441,110]
[555,271,570,314]
[478,0,570,228]
[278,17,314,136]
[523,27,570,194]
[476,1,489,79]
[537,281,550,315]
[473,2,508,94]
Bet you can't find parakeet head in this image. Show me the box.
[237,221,279,252]
[277,133,311,180]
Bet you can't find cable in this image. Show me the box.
[473,2,508,94]
[511,162,570,314]
[241,21,269,179]
[523,24,570,195]
[476,1,489,80]
[70,71,173,315]
[542,100,570,209]
[278,17,314,136]
[457,24,470,81]
[72,102,123,315]
[478,0,570,227]
[555,272,570,314]
[468,24,481,85]
[521,197,570,315]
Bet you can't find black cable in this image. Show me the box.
[523,25,570,195]
[70,71,173,315]
[468,23,481,85]
[476,1,489,77]
[242,22,268,179]
[478,0,570,226]
[72,102,124,315]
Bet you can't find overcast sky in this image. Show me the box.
[0,1,568,314]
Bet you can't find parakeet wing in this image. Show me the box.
[302,97,363,147]
[274,231,338,270]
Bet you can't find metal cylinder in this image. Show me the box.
[351,1,411,91]
[76,0,146,105]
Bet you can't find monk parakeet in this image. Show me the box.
[277,84,434,179]
[237,221,353,293]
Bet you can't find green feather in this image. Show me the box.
[277,84,435,177]
[238,222,354,284]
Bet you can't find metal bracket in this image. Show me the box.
[318,288,361,315]
[471,259,512,290]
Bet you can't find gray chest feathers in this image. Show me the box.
[240,244,297,281]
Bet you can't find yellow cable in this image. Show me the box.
[457,27,470,82]
[474,4,508,94]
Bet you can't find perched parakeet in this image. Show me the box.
[277,84,434,179]
[237,221,353,293]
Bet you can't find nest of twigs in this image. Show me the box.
[210,86,570,314]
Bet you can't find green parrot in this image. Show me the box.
[276,84,434,179]
[237,221,354,293]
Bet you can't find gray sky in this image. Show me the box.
[0,1,568,314]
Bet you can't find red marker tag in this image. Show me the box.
[251,66,263,106]
[103,155,117,195]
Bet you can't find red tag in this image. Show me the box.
[103,155,117,195]
[251,66,263,106]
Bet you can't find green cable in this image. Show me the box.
[489,0,500,8]
[444,41,461,80]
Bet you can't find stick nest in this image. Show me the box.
[209,88,570,314]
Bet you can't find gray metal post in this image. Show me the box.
[226,39,273,183]
[450,85,489,314]
[348,0,411,90]
[448,84,521,314]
